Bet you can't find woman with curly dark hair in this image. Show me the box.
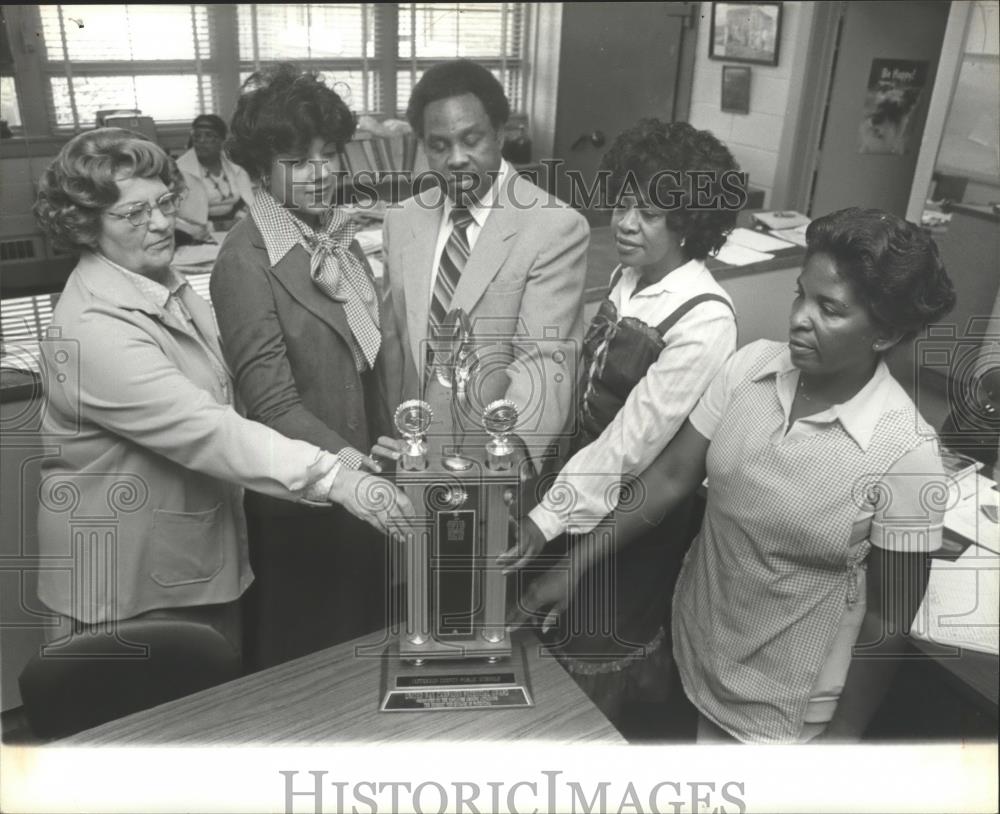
[210,64,393,670]
[524,207,956,743]
[502,119,742,726]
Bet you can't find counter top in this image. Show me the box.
[584,219,806,304]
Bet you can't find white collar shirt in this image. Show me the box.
[612,259,726,332]
[428,159,512,301]
[750,347,897,450]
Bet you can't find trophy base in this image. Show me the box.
[379,639,533,712]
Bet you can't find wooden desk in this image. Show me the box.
[62,629,625,745]
[911,633,999,710]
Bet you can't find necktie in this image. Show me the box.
[305,208,381,370]
[429,207,475,337]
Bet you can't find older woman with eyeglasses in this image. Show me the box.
[33,127,410,645]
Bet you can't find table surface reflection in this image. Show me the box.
[63,629,625,745]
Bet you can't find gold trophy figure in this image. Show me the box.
[394,400,432,471]
[436,309,479,471]
[483,399,519,471]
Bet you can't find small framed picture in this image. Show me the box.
[710,2,782,66]
[721,65,751,114]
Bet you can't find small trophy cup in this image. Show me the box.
[484,399,519,471]
[394,399,432,471]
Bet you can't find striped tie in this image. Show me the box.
[429,207,475,336]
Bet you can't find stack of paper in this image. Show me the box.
[726,227,796,253]
[771,224,809,247]
[714,243,773,267]
[944,473,1000,552]
[911,545,999,655]
[753,210,811,230]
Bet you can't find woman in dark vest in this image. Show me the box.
[502,120,742,726]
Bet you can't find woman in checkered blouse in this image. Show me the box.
[566,208,954,742]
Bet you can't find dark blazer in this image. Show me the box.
[210,214,392,515]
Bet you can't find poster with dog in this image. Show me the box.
[858,58,928,155]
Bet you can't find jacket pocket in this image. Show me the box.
[150,503,225,587]
[488,274,525,294]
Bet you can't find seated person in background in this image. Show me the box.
[501,120,740,726]
[373,59,589,475]
[175,114,255,239]
[509,207,957,743]
[211,64,394,671]
[32,128,409,646]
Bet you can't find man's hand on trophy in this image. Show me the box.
[328,466,416,533]
[371,435,406,463]
[496,515,548,574]
[505,560,573,634]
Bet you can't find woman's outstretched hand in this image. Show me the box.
[496,515,548,574]
[371,435,407,464]
[505,558,574,634]
[328,466,415,533]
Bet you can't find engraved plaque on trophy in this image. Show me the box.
[380,316,533,712]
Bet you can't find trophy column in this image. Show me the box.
[394,400,433,648]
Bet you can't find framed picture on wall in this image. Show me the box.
[721,65,752,114]
[709,2,782,66]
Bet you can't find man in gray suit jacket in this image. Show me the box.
[379,59,589,473]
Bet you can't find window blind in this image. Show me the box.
[38,4,215,131]
[1,294,57,345]
[35,3,527,131]
[0,75,21,129]
[238,3,524,115]
[396,3,524,112]
[237,4,380,113]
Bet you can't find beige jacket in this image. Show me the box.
[37,251,327,623]
[381,171,589,470]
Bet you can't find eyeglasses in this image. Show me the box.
[105,192,182,228]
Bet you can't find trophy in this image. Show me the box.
[483,399,519,471]
[380,316,533,712]
[394,400,432,471]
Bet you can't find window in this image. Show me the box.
[28,3,527,133]
[237,4,380,112]
[0,74,20,129]
[0,6,20,132]
[38,4,214,131]
[1,294,57,355]
[397,3,525,113]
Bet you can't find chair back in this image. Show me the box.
[18,611,241,740]
[342,124,427,203]
[95,108,158,142]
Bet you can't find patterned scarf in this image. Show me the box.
[251,192,381,370]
